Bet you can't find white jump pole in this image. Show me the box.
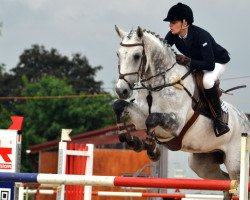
[239,132,249,200]
[57,129,70,200]
[84,144,94,200]
[18,189,227,199]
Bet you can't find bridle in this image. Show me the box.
[118,41,147,90]
[118,41,194,96]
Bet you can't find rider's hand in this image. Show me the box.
[175,54,191,67]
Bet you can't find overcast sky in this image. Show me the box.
[0,0,250,112]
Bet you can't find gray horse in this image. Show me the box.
[113,25,250,200]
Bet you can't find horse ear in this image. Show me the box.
[115,25,126,39]
[136,26,144,38]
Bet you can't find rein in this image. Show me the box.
[139,68,193,91]
[118,41,195,98]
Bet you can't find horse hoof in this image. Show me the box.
[118,134,126,143]
[126,137,144,152]
[112,100,130,120]
[132,136,144,152]
[147,147,161,162]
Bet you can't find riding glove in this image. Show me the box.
[175,54,191,67]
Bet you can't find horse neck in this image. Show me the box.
[142,34,197,122]
[143,34,177,85]
[143,36,196,105]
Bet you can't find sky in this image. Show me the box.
[0,0,250,112]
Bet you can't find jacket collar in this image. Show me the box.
[185,25,194,42]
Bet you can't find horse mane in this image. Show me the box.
[124,27,178,73]
[141,28,177,58]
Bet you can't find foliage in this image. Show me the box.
[0,45,103,99]
[18,76,115,145]
[0,104,14,129]
[0,44,115,172]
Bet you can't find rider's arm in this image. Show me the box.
[189,32,215,71]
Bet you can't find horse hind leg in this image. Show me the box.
[188,152,232,200]
[188,152,229,180]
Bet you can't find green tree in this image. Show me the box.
[0,44,116,172]
[19,76,115,145]
[0,104,14,128]
[19,76,115,172]
[0,45,103,99]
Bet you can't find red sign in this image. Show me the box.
[0,147,12,170]
[0,147,12,162]
[0,163,12,169]
[0,131,16,172]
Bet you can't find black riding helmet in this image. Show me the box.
[163,3,194,25]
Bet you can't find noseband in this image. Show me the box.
[118,41,147,89]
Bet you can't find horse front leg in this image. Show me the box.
[112,99,147,152]
[145,112,180,138]
[112,99,161,161]
[143,112,180,161]
[113,99,147,129]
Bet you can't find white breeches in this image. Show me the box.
[203,63,226,89]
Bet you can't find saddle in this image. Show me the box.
[193,71,228,124]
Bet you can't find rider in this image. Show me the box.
[163,2,230,136]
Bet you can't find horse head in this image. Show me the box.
[115,25,176,99]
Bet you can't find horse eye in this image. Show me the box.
[116,52,120,58]
[133,53,141,60]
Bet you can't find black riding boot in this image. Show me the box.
[204,85,230,136]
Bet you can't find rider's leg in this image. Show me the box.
[203,63,230,136]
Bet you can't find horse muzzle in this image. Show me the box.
[115,79,133,99]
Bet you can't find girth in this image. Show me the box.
[163,111,199,151]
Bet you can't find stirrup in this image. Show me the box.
[214,119,230,137]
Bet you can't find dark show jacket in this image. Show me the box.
[165,25,230,71]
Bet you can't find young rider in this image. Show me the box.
[163,2,230,136]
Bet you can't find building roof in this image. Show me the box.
[29,124,146,154]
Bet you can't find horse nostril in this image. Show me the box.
[123,89,128,96]
[115,86,131,99]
